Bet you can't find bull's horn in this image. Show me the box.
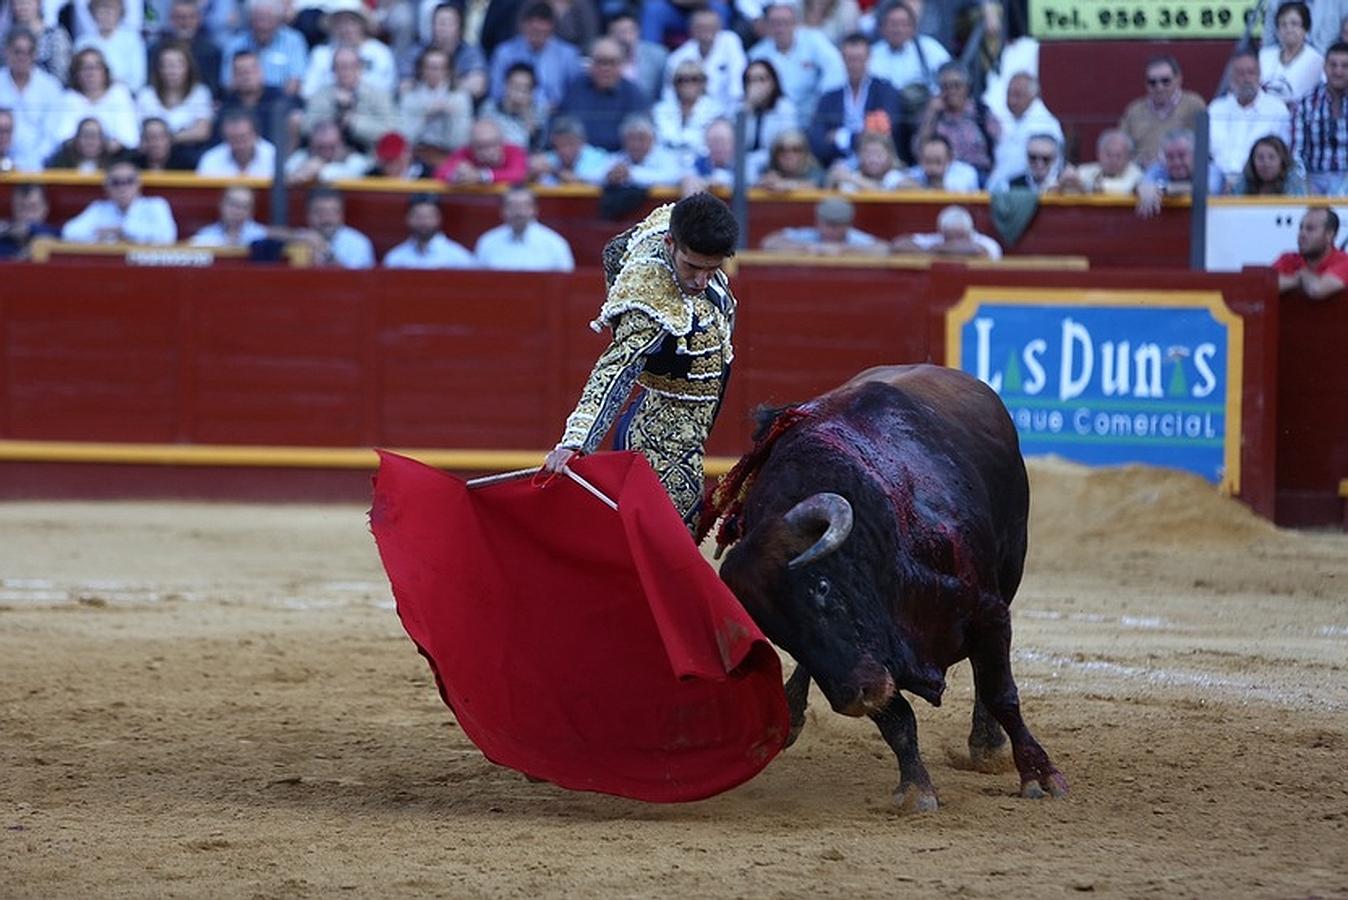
[784,492,853,569]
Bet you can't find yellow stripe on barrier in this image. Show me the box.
[0,440,738,476]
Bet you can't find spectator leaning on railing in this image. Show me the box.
[760,195,887,256]
[1274,206,1348,299]
[892,203,1002,259]
[1058,129,1143,196]
[61,161,177,245]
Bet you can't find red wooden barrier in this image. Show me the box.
[0,259,1301,523]
[1275,289,1348,526]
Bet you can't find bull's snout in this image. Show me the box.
[836,666,896,717]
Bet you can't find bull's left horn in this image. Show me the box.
[784,492,853,569]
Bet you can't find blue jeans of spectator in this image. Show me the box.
[641,0,733,45]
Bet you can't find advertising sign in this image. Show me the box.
[945,288,1243,492]
[1029,0,1258,40]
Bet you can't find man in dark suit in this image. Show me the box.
[808,32,904,167]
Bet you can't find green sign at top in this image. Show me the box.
[1029,0,1260,40]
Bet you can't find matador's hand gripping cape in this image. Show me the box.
[369,449,790,803]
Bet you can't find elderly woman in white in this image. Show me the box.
[653,60,720,169]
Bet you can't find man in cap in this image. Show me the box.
[760,195,887,256]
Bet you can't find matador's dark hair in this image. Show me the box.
[669,192,738,258]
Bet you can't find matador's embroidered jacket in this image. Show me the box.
[559,204,737,528]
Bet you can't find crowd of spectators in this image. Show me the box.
[0,0,1345,255]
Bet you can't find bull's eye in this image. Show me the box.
[812,577,831,609]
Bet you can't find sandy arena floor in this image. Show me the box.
[1,460,1346,899]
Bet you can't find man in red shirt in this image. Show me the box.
[1274,207,1348,301]
[434,118,527,185]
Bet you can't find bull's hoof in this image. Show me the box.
[969,743,1014,774]
[946,743,1014,774]
[1019,771,1069,799]
[892,782,939,813]
[784,719,805,750]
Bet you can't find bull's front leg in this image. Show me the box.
[783,665,811,748]
[871,693,938,812]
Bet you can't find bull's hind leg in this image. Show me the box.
[968,607,1068,799]
[967,694,1013,772]
[871,694,939,812]
[783,665,811,748]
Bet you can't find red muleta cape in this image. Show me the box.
[369,450,789,803]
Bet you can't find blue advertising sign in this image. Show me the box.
[945,288,1243,492]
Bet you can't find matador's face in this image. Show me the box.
[664,233,723,294]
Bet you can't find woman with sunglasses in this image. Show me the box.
[754,127,824,192]
[654,60,719,170]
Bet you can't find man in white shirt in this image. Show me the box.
[0,27,64,170]
[1209,49,1293,188]
[988,72,1064,190]
[892,204,1002,258]
[663,7,746,116]
[748,0,845,121]
[602,114,683,188]
[191,185,271,247]
[473,186,575,271]
[283,119,371,184]
[383,193,474,269]
[901,134,979,192]
[61,161,178,244]
[306,186,374,268]
[197,111,278,177]
[868,1,950,92]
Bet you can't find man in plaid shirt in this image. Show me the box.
[1292,42,1348,195]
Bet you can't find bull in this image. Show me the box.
[707,364,1067,811]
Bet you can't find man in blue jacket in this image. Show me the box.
[808,32,904,167]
